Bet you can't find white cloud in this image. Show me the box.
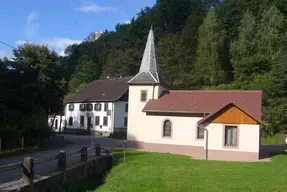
[26,11,39,24]
[59,50,66,56]
[0,50,12,59]
[75,2,117,13]
[118,12,131,25]
[122,19,131,24]
[24,11,40,40]
[16,37,82,56]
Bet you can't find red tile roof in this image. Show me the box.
[142,90,262,121]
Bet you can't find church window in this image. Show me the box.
[141,90,147,102]
[163,120,172,137]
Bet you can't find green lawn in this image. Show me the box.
[57,150,287,192]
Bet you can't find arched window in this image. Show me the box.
[163,120,172,137]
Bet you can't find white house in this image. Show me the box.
[63,77,131,135]
[127,27,262,162]
[48,115,66,132]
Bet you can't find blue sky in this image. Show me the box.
[0,0,156,58]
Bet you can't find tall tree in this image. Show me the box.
[193,9,225,86]
[157,0,192,33]
[12,43,66,115]
[263,7,287,134]
[101,48,141,79]
[229,11,257,82]
[157,33,188,88]
[180,0,205,57]
[254,5,285,61]
[230,6,285,82]
[264,46,287,134]
[215,0,247,82]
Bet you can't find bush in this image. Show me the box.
[1,106,55,149]
[20,107,51,146]
[0,124,21,149]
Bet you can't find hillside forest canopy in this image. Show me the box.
[1,0,287,146]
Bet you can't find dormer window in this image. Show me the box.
[79,104,86,111]
[141,90,147,102]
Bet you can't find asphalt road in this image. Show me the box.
[0,135,125,184]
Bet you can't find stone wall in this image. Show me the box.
[0,155,113,192]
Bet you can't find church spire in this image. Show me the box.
[128,26,166,86]
[139,26,158,74]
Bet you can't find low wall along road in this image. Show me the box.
[0,144,114,192]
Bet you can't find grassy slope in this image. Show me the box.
[60,150,287,192]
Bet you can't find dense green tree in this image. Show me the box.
[1,43,66,148]
[263,26,287,134]
[193,9,225,86]
[229,11,257,82]
[230,6,285,82]
[180,0,204,58]
[215,0,247,82]
[64,43,81,79]
[101,48,141,79]
[12,43,66,115]
[157,33,188,88]
[254,5,285,60]
[157,0,192,33]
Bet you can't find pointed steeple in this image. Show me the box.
[128,26,166,86]
[139,26,158,74]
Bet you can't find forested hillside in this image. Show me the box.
[1,0,287,142]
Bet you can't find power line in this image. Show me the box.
[0,40,16,49]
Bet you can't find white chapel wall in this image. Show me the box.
[205,123,260,153]
[127,85,167,142]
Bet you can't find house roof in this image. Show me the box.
[64,76,132,103]
[142,90,262,121]
[197,103,262,126]
[128,27,167,86]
